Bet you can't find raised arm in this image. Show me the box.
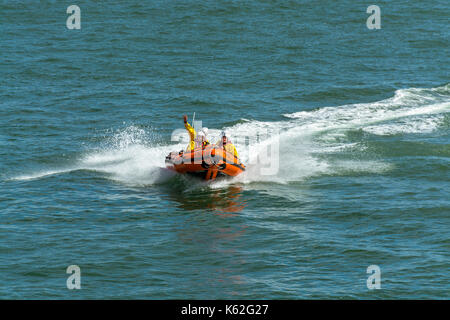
[183,115,196,140]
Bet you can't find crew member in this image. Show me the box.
[183,115,209,150]
[216,131,239,158]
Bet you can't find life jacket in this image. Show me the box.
[217,140,239,158]
[184,122,196,151]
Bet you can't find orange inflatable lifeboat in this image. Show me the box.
[165,145,246,180]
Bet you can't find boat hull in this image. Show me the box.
[165,146,245,180]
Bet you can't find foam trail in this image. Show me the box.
[224,84,449,184]
[9,126,182,185]
[9,84,449,186]
[11,169,76,181]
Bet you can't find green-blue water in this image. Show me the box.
[1,1,449,299]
